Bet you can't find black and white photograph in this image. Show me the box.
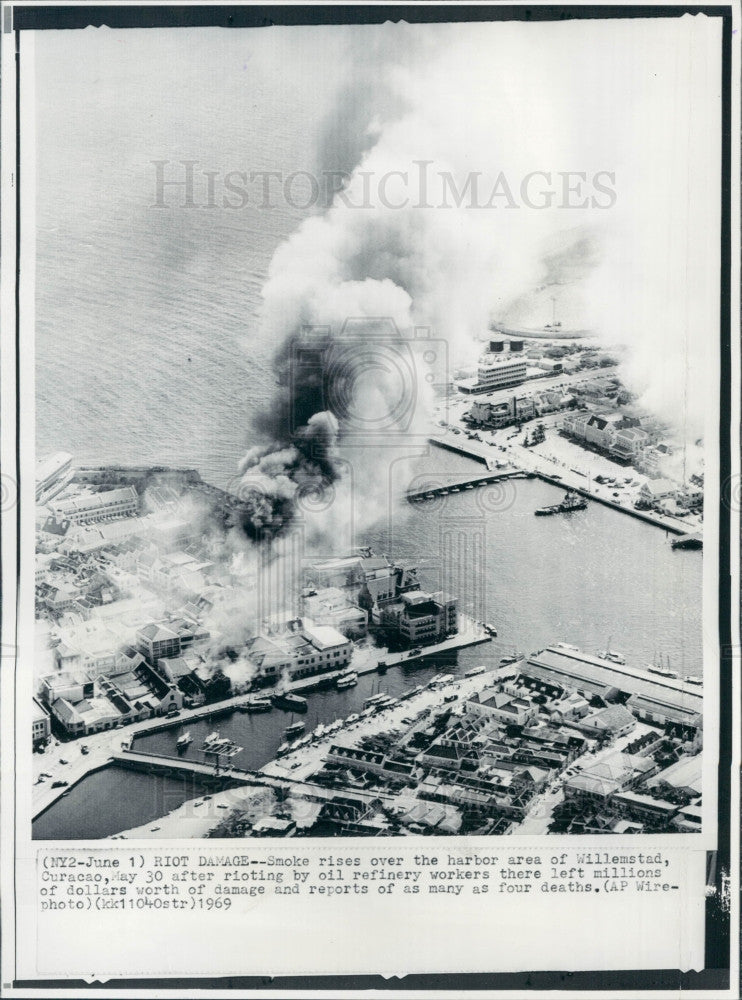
[1,0,738,991]
[27,10,721,843]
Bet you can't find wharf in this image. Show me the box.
[428,435,495,468]
[533,470,692,536]
[423,441,694,538]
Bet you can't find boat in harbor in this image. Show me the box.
[499,653,523,666]
[276,742,291,756]
[346,713,360,724]
[203,731,232,750]
[465,665,486,677]
[535,491,587,516]
[335,669,358,690]
[271,691,308,713]
[685,675,703,686]
[647,664,679,679]
[364,692,388,710]
[598,646,626,665]
[176,730,193,750]
[243,695,272,713]
[284,720,306,740]
[671,533,703,550]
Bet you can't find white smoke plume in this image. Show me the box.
[235,15,720,546]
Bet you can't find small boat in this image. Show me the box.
[335,669,358,690]
[176,731,193,749]
[313,724,327,739]
[276,742,291,756]
[364,692,388,709]
[685,675,703,686]
[285,720,306,740]
[535,491,587,516]
[204,731,221,745]
[647,664,679,679]
[465,665,486,677]
[599,650,626,665]
[556,642,580,653]
[346,713,360,724]
[671,534,703,550]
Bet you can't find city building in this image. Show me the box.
[303,586,368,638]
[54,619,126,674]
[639,479,678,507]
[649,754,702,798]
[467,394,536,428]
[563,752,656,805]
[611,427,649,461]
[306,550,419,609]
[576,703,636,739]
[136,623,182,664]
[32,697,51,748]
[465,689,538,727]
[249,618,352,683]
[378,591,457,645]
[524,647,703,735]
[48,486,139,527]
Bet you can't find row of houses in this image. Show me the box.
[466,388,574,429]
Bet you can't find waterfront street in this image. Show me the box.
[431,394,702,537]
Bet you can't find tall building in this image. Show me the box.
[379,591,458,645]
[456,340,527,394]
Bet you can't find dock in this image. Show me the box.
[406,469,526,501]
[428,435,496,468]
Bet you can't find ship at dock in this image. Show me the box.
[241,695,272,713]
[335,669,358,690]
[284,720,306,740]
[271,691,308,713]
[535,491,587,516]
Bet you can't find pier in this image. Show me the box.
[428,435,496,468]
[406,469,526,502]
[420,444,695,538]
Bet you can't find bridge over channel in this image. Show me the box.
[406,469,529,502]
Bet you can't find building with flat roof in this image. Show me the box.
[49,486,139,526]
[524,647,702,729]
[457,353,528,395]
[249,618,352,684]
[379,590,457,645]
